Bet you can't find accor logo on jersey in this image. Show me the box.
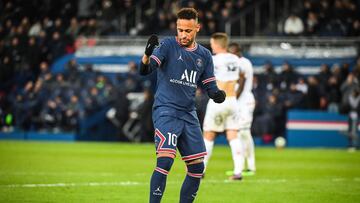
[169,69,198,88]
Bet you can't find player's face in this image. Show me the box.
[176,19,200,47]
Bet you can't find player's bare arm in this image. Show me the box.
[236,72,246,98]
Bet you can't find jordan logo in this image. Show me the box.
[178,55,183,61]
[153,186,162,196]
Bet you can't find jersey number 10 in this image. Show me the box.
[167,133,177,146]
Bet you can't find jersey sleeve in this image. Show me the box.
[199,51,219,95]
[149,38,170,68]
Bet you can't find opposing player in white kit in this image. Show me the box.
[229,42,256,175]
[203,33,243,180]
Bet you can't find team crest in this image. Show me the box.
[196,58,203,67]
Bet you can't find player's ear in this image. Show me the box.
[196,23,200,32]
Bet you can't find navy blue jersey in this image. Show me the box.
[149,37,218,114]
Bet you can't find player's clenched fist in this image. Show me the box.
[144,35,159,56]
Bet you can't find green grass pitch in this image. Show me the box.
[0,140,360,203]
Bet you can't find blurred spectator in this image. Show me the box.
[64,59,80,83]
[316,64,332,85]
[97,0,119,35]
[302,0,314,19]
[78,0,96,19]
[66,18,80,39]
[138,88,154,142]
[63,95,81,131]
[261,62,278,92]
[284,83,304,109]
[0,56,14,89]
[106,88,129,140]
[253,93,285,142]
[252,75,268,108]
[28,21,42,37]
[348,19,360,36]
[48,32,65,62]
[345,88,360,150]
[318,0,331,23]
[121,61,143,92]
[353,57,360,82]
[41,96,64,131]
[340,73,359,112]
[284,14,304,35]
[326,76,341,113]
[81,18,98,36]
[24,37,41,77]
[279,62,299,90]
[305,76,321,109]
[305,11,319,35]
[296,78,308,94]
[84,87,103,115]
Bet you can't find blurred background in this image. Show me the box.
[0,0,359,148]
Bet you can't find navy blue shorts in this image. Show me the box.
[153,115,207,162]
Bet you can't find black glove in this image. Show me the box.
[144,35,159,56]
[209,90,226,103]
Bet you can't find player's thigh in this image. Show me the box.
[153,116,183,156]
[203,131,216,141]
[178,121,207,162]
[226,129,238,141]
[224,105,240,131]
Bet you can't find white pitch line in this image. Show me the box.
[1,181,143,188]
[2,177,360,188]
[0,172,117,177]
[0,179,293,188]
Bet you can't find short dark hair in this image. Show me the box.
[177,8,198,22]
[228,42,243,54]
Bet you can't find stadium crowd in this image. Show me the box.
[0,0,360,142]
[248,60,360,140]
[284,0,360,36]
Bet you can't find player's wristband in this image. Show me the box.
[139,61,152,75]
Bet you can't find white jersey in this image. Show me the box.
[203,53,241,132]
[237,56,255,129]
[238,56,253,95]
[212,53,240,82]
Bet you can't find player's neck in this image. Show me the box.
[187,42,196,49]
[215,49,227,54]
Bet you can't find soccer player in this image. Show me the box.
[202,33,243,180]
[229,42,256,174]
[139,8,226,203]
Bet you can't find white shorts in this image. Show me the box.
[237,92,255,129]
[203,97,239,132]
